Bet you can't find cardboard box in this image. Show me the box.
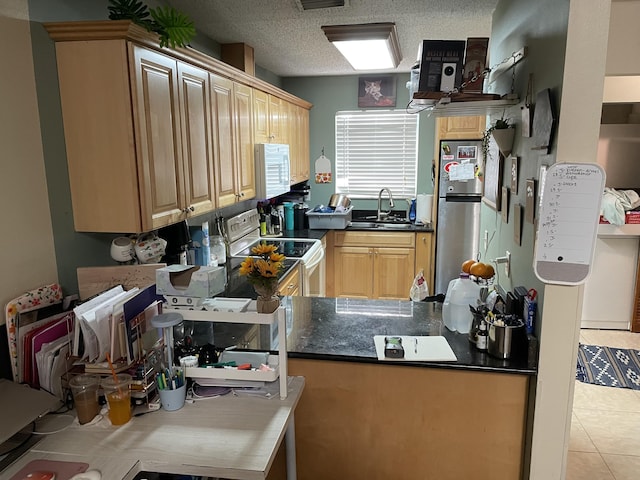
[417,40,466,92]
[156,265,226,298]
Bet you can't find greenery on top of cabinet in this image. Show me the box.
[107,0,195,48]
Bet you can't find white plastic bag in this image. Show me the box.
[410,270,429,301]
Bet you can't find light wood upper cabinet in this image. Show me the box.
[253,89,270,144]
[289,104,310,185]
[211,76,255,207]
[131,46,185,229]
[254,91,310,185]
[51,38,212,232]
[253,90,286,144]
[234,83,256,202]
[46,21,311,232]
[437,116,486,139]
[333,231,415,300]
[177,62,216,219]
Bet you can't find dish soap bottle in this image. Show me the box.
[409,198,417,223]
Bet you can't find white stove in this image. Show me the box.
[226,209,325,296]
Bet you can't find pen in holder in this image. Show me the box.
[152,312,188,411]
[157,366,186,411]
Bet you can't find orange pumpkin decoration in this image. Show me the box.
[461,259,476,274]
[469,262,486,277]
[470,262,495,279]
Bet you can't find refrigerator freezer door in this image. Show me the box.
[439,140,483,196]
[434,197,481,295]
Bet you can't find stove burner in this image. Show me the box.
[235,239,314,259]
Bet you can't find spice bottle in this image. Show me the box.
[476,320,488,351]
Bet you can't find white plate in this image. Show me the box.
[202,297,251,313]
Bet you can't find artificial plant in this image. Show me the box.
[481,115,514,160]
[108,0,196,49]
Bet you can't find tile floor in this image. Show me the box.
[566,329,640,480]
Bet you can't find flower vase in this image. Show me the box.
[256,295,280,314]
[253,279,280,313]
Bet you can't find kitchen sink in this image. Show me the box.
[349,221,414,230]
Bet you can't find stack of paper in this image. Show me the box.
[72,284,164,366]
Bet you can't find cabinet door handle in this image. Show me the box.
[422,237,427,244]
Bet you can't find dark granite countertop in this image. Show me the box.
[193,228,536,377]
[209,296,537,376]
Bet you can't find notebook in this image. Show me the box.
[0,379,61,445]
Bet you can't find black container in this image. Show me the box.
[294,204,309,230]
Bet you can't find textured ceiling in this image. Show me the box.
[165,0,498,77]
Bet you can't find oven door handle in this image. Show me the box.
[303,244,325,270]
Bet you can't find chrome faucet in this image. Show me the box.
[377,188,395,220]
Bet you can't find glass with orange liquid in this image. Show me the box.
[101,373,132,426]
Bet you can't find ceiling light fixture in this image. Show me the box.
[321,23,402,70]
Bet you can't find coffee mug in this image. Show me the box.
[134,233,167,263]
[110,237,135,263]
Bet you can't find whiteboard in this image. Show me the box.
[534,163,605,285]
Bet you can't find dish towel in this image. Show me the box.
[600,187,640,225]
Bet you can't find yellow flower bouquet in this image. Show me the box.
[239,244,286,300]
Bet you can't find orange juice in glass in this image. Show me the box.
[101,373,132,426]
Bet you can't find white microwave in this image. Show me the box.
[255,143,291,200]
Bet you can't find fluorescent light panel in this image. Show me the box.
[322,23,401,70]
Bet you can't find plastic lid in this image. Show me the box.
[459,273,470,279]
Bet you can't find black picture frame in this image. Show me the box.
[358,76,397,108]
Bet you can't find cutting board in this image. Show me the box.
[77,264,165,300]
[373,335,457,362]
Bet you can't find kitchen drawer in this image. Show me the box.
[334,231,415,248]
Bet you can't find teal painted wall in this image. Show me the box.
[282,75,436,211]
[479,0,570,330]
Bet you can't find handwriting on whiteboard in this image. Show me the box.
[539,165,602,263]
[534,163,605,285]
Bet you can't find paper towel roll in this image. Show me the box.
[416,194,433,224]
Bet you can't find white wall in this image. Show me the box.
[606,0,640,74]
[602,0,640,102]
[529,1,611,479]
[0,0,58,323]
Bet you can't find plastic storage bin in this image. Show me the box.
[442,274,481,334]
[306,206,353,229]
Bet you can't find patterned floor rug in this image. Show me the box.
[576,344,640,390]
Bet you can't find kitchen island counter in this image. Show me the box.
[262,297,535,480]
[280,296,536,375]
[215,277,536,376]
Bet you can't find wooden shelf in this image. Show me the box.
[410,92,520,117]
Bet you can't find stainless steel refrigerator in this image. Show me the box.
[434,139,483,295]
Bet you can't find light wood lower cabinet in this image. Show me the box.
[415,232,434,293]
[288,358,528,480]
[278,263,301,297]
[333,231,415,299]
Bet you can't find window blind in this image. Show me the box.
[335,110,418,199]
